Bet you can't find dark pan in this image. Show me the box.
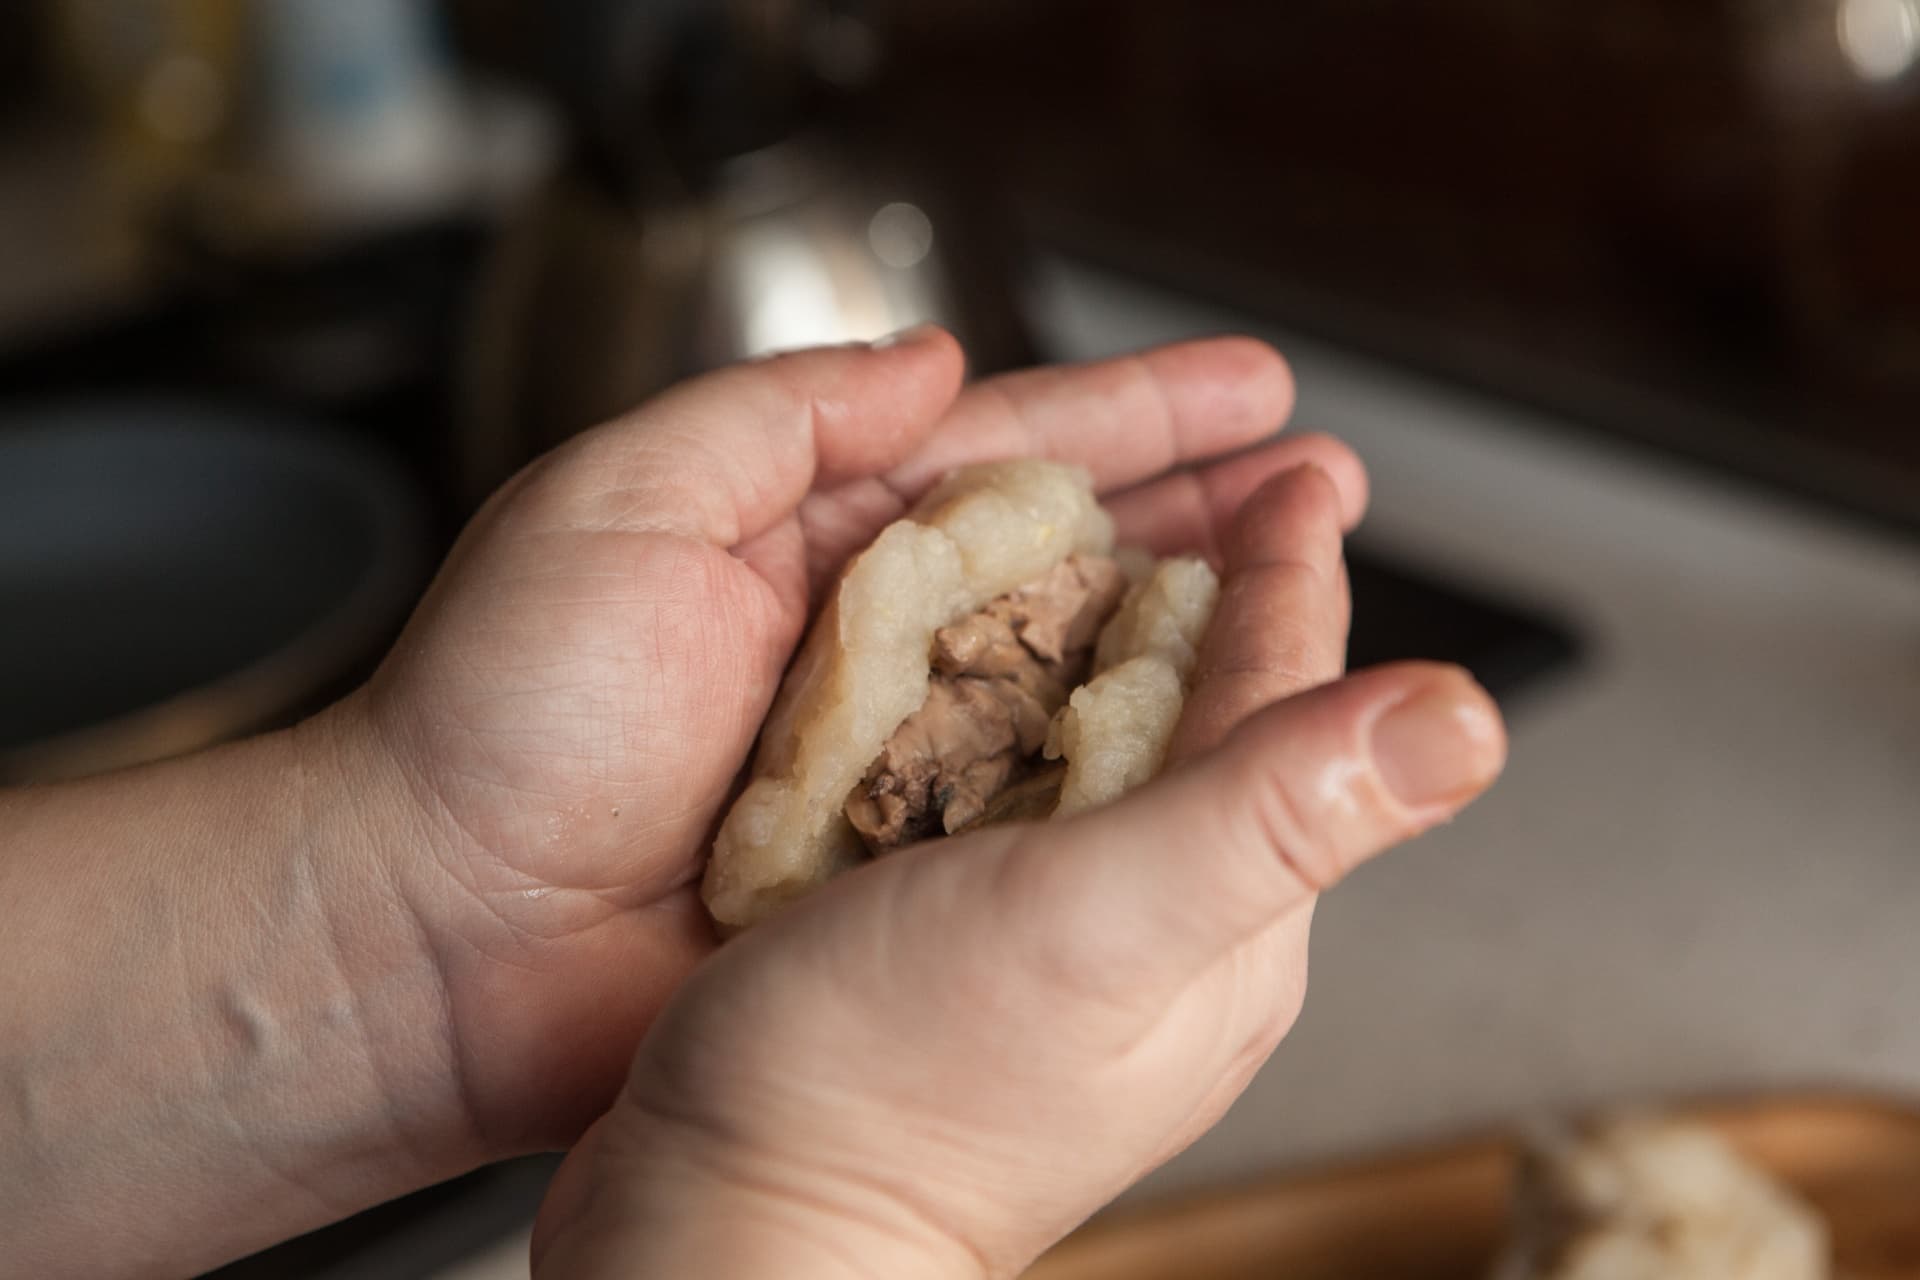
[0,402,426,781]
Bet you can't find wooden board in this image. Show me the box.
[1026,1096,1920,1280]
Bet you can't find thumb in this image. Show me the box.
[995,662,1507,1002]
[524,327,965,548]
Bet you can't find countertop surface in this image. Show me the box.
[434,258,1920,1279]
[1036,262,1920,1195]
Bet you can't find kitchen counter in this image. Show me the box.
[1034,260,1920,1198]
[434,259,1920,1278]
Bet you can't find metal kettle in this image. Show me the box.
[458,0,1035,504]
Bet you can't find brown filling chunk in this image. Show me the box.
[845,554,1128,853]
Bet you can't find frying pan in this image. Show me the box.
[0,402,427,782]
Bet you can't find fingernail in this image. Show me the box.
[1370,674,1506,808]
[872,322,945,351]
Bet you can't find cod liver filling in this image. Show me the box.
[845,553,1127,852]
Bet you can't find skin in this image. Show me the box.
[0,329,1504,1279]
[529,479,1506,1279]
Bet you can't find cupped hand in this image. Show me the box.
[528,465,1508,1280]
[337,328,1369,1153]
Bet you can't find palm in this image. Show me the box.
[386,525,793,903]
[362,504,819,1145]
[626,838,1316,1263]
[357,333,1363,1150]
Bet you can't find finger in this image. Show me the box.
[1105,433,1369,561]
[792,471,920,595]
[885,337,1297,497]
[788,428,1361,608]
[1167,465,1352,765]
[732,513,809,621]
[998,663,1506,1002]
[527,327,966,547]
[789,338,1302,594]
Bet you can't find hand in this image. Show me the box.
[344,328,1371,1152]
[527,465,1509,1279]
[0,330,1373,1277]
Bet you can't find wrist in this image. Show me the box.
[345,669,728,1158]
[0,710,485,1275]
[290,696,495,1161]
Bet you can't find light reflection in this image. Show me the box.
[868,202,935,270]
[736,231,855,357]
[1838,0,1920,83]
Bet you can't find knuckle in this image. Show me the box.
[1236,556,1337,609]
[1239,752,1347,897]
[989,830,1163,1014]
[1222,939,1308,1061]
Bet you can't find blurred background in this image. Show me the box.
[1,2,1916,1276]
